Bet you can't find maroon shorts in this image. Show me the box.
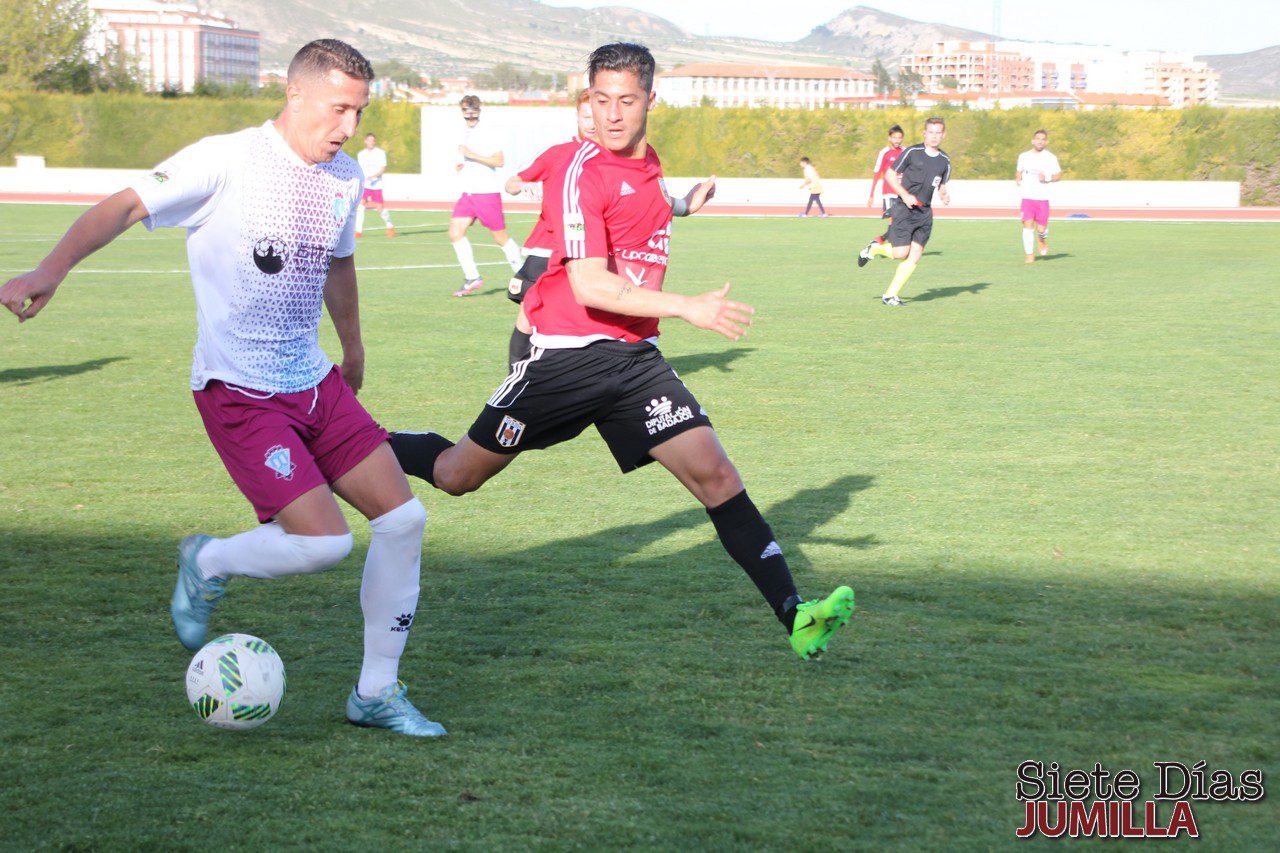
[1020,199,1050,226]
[193,366,389,522]
[452,192,506,231]
[362,188,384,204]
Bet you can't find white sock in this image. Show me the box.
[357,498,427,698]
[198,523,353,580]
[379,208,393,228]
[452,237,480,280]
[500,238,522,272]
[356,205,367,234]
[1022,228,1034,254]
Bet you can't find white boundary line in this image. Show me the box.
[0,261,513,275]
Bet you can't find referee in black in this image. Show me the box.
[857,117,951,305]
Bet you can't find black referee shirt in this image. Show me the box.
[892,145,952,207]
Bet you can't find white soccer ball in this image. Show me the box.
[185,633,285,730]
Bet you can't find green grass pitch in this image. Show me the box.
[1,203,1276,847]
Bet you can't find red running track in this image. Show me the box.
[3,192,1278,221]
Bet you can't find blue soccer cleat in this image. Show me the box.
[346,682,447,737]
[171,534,227,651]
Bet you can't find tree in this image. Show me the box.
[939,75,959,90]
[871,59,894,97]
[0,0,93,90]
[375,59,423,88]
[897,68,925,103]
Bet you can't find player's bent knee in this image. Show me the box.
[288,532,354,574]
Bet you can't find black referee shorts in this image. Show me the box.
[507,254,549,304]
[467,340,713,472]
[887,200,934,248]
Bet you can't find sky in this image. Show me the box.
[543,0,1279,55]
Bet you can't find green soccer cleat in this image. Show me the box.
[346,682,447,737]
[171,534,227,651]
[789,585,856,660]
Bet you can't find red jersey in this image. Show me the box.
[517,138,580,254]
[874,145,904,195]
[524,140,673,347]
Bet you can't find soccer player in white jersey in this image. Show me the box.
[0,40,444,738]
[1015,129,1062,263]
[449,95,523,296]
[356,132,395,238]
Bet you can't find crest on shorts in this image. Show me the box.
[496,415,526,448]
[264,445,296,480]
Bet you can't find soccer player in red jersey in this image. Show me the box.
[865,124,905,246]
[391,43,855,661]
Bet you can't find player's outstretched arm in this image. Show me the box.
[323,254,366,394]
[566,259,753,341]
[680,175,716,216]
[0,189,149,322]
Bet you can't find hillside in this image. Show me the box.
[1198,44,1280,98]
[209,0,849,74]
[799,5,991,60]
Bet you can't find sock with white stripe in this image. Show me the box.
[197,522,353,580]
[706,490,800,629]
[357,498,427,698]
[355,204,367,234]
[1022,228,1035,255]
[452,237,480,280]
[500,238,522,271]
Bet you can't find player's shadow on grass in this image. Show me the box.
[1034,253,1071,262]
[0,357,127,386]
[910,282,991,303]
[666,347,756,377]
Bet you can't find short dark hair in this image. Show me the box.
[587,42,656,92]
[364,132,376,139]
[925,116,945,130]
[460,95,481,110]
[287,39,373,84]
[800,157,811,164]
[1034,128,1048,137]
[889,124,904,135]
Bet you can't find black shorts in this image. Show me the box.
[507,253,548,304]
[887,201,934,248]
[467,340,713,472]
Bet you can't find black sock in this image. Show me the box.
[388,431,454,487]
[706,490,800,629]
[508,328,531,370]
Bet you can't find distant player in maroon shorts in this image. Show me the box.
[449,95,523,296]
[0,39,444,736]
[389,43,855,662]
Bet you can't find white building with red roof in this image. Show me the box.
[656,63,876,109]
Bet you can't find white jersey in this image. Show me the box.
[131,120,362,394]
[458,121,502,194]
[356,146,388,189]
[1016,149,1062,201]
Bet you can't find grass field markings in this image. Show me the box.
[0,357,128,386]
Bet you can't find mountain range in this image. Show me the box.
[208,2,1278,97]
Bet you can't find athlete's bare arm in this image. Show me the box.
[323,254,366,393]
[681,175,716,214]
[883,168,917,208]
[565,257,753,341]
[459,146,504,169]
[0,188,149,322]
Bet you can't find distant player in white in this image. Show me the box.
[1015,129,1062,263]
[356,132,395,238]
[449,95,523,296]
[0,39,444,737]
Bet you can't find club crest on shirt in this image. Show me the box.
[333,192,350,223]
[496,415,526,448]
[252,236,288,275]
[657,178,671,204]
[264,445,296,480]
[151,171,170,183]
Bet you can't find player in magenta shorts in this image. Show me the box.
[355,132,395,237]
[1015,129,1062,263]
[449,95,523,296]
[389,43,855,663]
[0,40,444,737]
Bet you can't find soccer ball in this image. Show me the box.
[185,633,285,730]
